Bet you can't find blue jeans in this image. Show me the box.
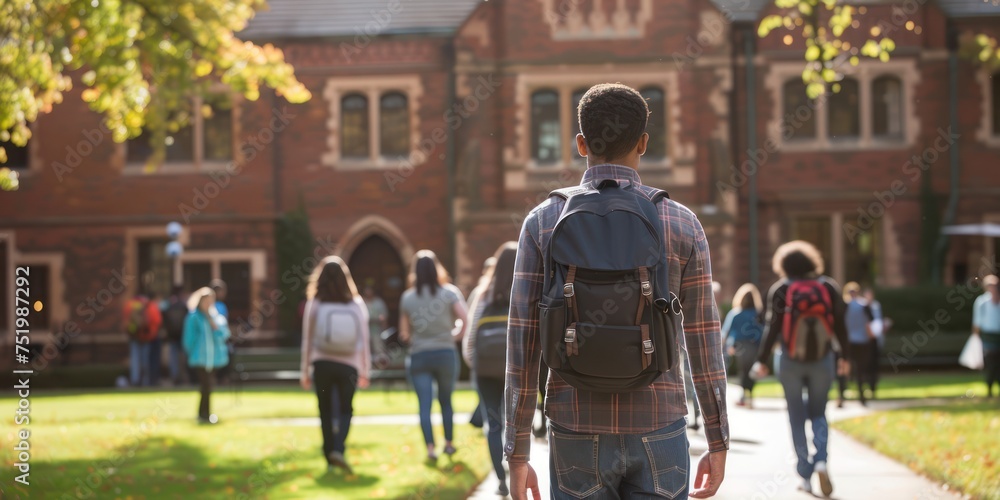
[548,418,690,499]
[148,338,162,386]
[476,376,506,484]
[168,340,185,384]
[406,348,459,446]
[129,340,151,387]
[776,351,835,480]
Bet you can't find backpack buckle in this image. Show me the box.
[565,327,576,343]
[641,281,652,296]
[642,339,654,354]
[563,283,575,298]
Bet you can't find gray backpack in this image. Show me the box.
[311,302,361,356]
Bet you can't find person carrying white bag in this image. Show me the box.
[971,275,1000,397]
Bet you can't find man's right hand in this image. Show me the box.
[509,461,540,500]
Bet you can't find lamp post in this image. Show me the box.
[166,222,184,290]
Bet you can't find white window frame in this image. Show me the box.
[322,75,423,170]
[765,60,919,152]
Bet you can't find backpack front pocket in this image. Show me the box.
[566,323,646,379]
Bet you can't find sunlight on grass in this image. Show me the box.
[748,371,985,400]
[835,400,1000,499]
[0,388,490,498]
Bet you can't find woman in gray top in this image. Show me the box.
[399,250,468,461]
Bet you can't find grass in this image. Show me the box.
[835,400,1000,500]
[746,371,985,400]
[0,388,490,499]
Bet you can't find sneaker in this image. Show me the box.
[797,477,812,493]
[327,451,354,475]
[443,444,457,456]
[496,483,510,496]
[814,461,833,497]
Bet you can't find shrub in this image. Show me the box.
[874,285,976,335]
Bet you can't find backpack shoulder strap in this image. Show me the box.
[548,185,590,200]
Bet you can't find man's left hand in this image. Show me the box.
[690,450,727,498]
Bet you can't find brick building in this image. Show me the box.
[1,0,999,361]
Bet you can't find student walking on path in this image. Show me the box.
[463,242,517,497]
[754,241,849,497]
[299,256,371,473]
[182,287,230,424]
[723,283,763,408]
[399,250,468,461]
[504,84,729,500]
[842,282,877,405]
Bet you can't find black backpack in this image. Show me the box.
[163,298,188,342]
[538,179,679,393]
[473,300,510,379]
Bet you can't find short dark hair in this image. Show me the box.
[772,240,825,279]
[577,83,648,161]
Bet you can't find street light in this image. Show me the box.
[165,223,184,288]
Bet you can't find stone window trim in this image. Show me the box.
[976,69,1000,148]
[508,69,691,172]
[322,75,424,171]
[765,60,920,152]
[122,89,244,175]
[539,0,654,41]
[0,231,67,339]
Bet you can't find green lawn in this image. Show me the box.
[0,388,489,499]
[836,400,1000,500]
[747,371,985,400]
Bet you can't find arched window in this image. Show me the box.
[380,92,409,158]
[341,94,369,158]
[872,76,903,139]
[641,87,667,160]
[531,89,561,164]
[571,87,589,162]
[783,79,816,140]
[992,72,1000,136]
[828,77,860,140]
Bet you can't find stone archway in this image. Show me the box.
[336,216,414,327]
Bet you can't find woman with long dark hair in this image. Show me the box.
[300,256,371,473]
[723,283,763,408]
[399,250,468,461]
[462,242,517,496]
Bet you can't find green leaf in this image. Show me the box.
[806,45,821,61]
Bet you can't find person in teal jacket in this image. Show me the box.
[183,286,230,424]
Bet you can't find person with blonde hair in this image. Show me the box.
[723,283,763,408]
[182,287,230,424]
[842,281,876,406]
[299,256,370,473]
[754,240,849,497]
[399,250,468,461]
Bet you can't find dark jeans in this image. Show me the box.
[733,340,759,392]
[194,368,214,419]
[313,360,358,459]
[548,418,689,499]
[776,351,834,480]
[984,345,1000,395]
[148,338,162,386]
[406,348,458,445]
[476,376,506,484]
[848,342,876,401]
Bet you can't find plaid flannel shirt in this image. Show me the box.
[503,164,730,462]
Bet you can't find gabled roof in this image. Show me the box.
[710,0,771,23]
[711,0,1000,22]
[239,0,485,40]
[936,0,1000,18]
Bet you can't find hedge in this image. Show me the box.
[874,285,977,335]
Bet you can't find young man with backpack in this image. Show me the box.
[504,83,729,499]
[162,286,190,385]
[753,241,849,497]
[123,291,163,387]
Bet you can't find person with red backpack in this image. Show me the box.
[123,291,163,387]
[753,241,849,497]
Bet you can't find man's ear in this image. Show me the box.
[576,133,588,158]
[636,132,649,156]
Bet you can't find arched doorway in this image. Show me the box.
[347,235,407,329]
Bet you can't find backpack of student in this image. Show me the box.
[782,279,839,362]
[538,179,679,393]
[473,300,511,379]
[125,297,149,340]
[162,299,188,342]
[312,301,362,356]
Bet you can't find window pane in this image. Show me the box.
[531,89,561,164]
[220,261,251,331]
[164,125,195,162]
[844,221,880,285]
[0,140,29,169]
[380,92,410,158]
[138,239,172,298]
[341,94,370,158]
[126,131,154,164]
[203,95,233,162]
[828,78,860,139]
[790,215,831,267]
[872,76,903,139]
[571,88,588,163]
[183,262,213,294]
[641,87,666,160]
[993,73,1000,136]
[26,265,50,330]
[783,79,816,140]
